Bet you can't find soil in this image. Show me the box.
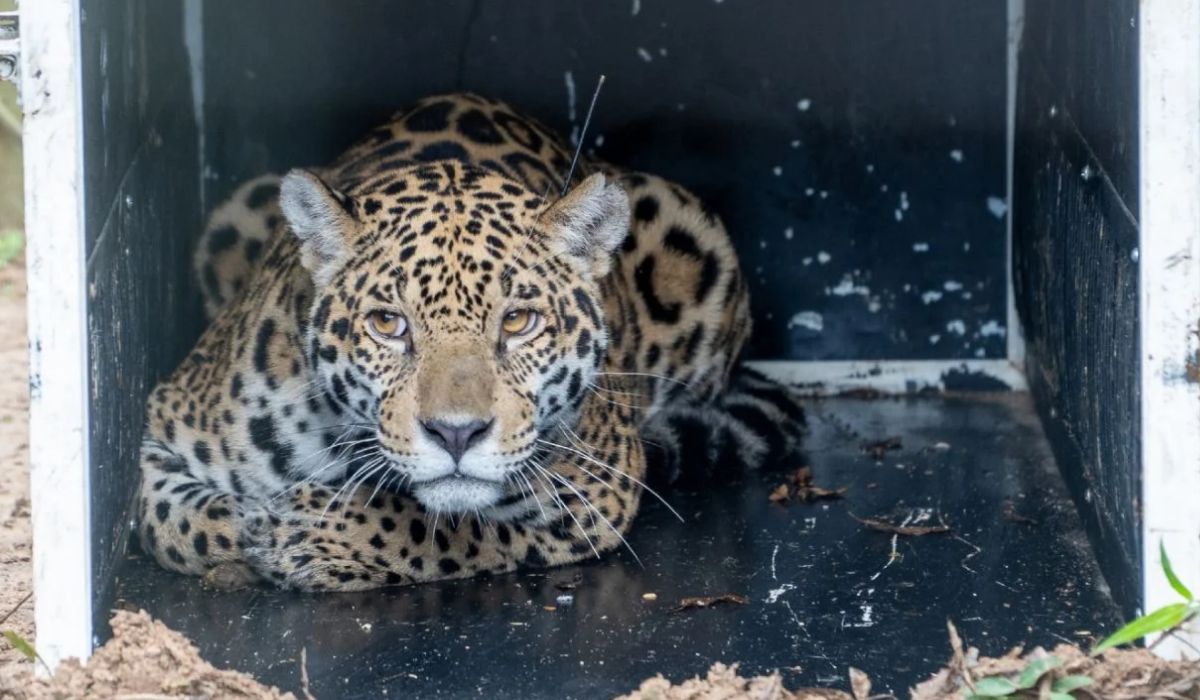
[0,259,31,670]
[0,610,298,699]
[616,627,1200,700]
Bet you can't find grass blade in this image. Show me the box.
[1091,602,1193,655]
[2,630,36,662]
[1161,541,1194,601]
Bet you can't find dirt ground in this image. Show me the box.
[0,259,32,670]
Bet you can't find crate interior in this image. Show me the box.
[86,1,1138,696]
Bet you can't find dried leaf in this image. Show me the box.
[804,485,848,502]
[848,667,871,700]
[1002,500,1037,525]
[771,467,846,505]
[853,514,950,537]
[861,436,902,459]
[671,593,749,613]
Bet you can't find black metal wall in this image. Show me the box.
[200,0,1010,361]
[80,0,203,632]
[1012,0,1141,616]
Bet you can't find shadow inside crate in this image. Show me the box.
[112,394,1120,698]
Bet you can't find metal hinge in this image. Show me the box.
[0,13,18,84]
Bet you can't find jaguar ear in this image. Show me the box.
[280,168,358,286]
[537,173,630,278]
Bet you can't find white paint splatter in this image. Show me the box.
[594,134,605,147]
[921,290,943,304]
[880,184,890,193]
[979,320,1007,338]
[866,163,875,173]
[631,0,641,15]
[819,190,828,199]
[802,257,813,266]
[946,319,966,335]
[772,165,783,176]
[894,209,903,222]
[987,196,1008,219]
[817,251,831,264]
[783,227,794,240]
[766,584,797,604]
[636,47,653,62]
[859,605,875,627]
[788,311,824,332]
[943,280,963,291]
[963,242,971,252]
[900,191,910,211]
[974,347,986,358]
[797,98,812,111]
[659,47,669,57]
[790,139,802,148]
[804,187,815,197]
[563,71,577,122]
[929,334,942,345]
[949,149,964,163]
[830,275,869,297]
[913,242,930,252]
[759,240,768,249]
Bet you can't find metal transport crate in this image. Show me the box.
[18,0,1200,696]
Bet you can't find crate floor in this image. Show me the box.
[112,394,1122,698]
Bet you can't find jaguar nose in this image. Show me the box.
[420,418,494,464]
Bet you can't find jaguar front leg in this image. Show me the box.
[241,398,647,591]
[136,440,263,589]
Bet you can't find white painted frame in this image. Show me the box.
[20,0,93,670]
[1138,0,1200,657]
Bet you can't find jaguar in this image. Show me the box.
[137,93,804,591]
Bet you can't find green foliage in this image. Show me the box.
[1016,656,1060,688]
[2,629,36,662]
[2,629,51,676]
[1092,541,1199,655]
[967,655,1091,699]
[1161,540,1194,601]
[1051,676,1094,693]
[0,229,21,268]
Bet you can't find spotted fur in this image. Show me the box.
[140,93,802,591]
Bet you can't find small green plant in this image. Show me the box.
[2,630,35,662]
[967,655,1094,699]
[1091,541,1199,655]
[0,228,22,268]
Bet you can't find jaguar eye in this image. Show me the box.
[501,309,539,337]
[367,310,408,339]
